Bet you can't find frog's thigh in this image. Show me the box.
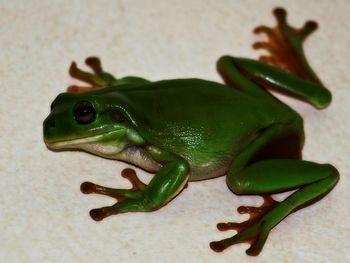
[226,121,338,196]
[226,121,339,208]
[227,159,338,196]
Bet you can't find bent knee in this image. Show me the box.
[226,174,249,195]
[323,163,340,185]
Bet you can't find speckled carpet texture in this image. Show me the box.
[1,1,349,262]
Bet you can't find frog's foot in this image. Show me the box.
[67,57,118,93]
[80,168,147,221]
[253,7,319,82]
[210,195,279,256]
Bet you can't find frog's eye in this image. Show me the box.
[73,101,96,124]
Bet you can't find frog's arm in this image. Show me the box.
[80,146,189,221]
[210,120,339,256]
[217,8,331,109]
[67,57,149,93]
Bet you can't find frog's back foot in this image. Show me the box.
[210,195,279,256]
[66,57,118,93]
[253,7,320,83]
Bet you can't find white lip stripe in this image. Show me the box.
[46,136,100,149]
[45,130,122,149]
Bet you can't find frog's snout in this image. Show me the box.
[43,116,57,143]
[44,118,56,129]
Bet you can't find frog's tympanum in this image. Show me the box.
[43,8,339,256]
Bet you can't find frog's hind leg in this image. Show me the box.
[211,161,338,256]
[253,7,320,83]
[67,57,119,93]
[67,57,150,93]
[217,8,332,109]
[210,122,339,256]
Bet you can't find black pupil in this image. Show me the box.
[74,101,96,124]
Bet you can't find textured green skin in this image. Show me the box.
[59,78,297,180]
[43,59,338,253]
[43,9,339,256]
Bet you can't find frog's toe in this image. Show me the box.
[121,168,147,191]
[252,41,273,53]
[237,195,278,218]
[90,208,107,221]
[299,20,318,40]
[85,57,103,75]
[209,240,227,252]
[253,25,274,37]
[245,223,270,256]
[67,85,96,94]
[80,181,96,194]
[89,204,131,221]
[69,61,99,86]
[273,7,287,24]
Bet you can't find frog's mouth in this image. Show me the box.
[46,135,101,150]
[45,129,126,153]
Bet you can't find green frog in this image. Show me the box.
[43,8,339,256]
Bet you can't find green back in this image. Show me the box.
[94,79,291,165]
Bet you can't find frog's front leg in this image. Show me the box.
[81,147,189,221]
[210,123,339,256]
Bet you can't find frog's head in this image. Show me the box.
[43,91,143,158]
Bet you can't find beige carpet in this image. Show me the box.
[1,1,349,262]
